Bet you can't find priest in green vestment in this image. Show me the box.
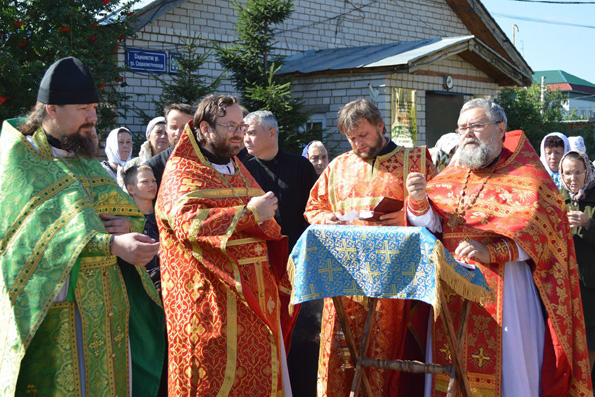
[0,57,165,396]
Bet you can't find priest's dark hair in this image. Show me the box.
[337,98,385,135]
[193,94,238,144]
[164,103,195,119]
[19,102,48,136]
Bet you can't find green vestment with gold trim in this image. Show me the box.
[0,119,165,396]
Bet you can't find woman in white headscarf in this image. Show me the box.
[539,132,570,189]
[569,136,587,153]
[101,127,133,185]
[127,117,168,168]
[429,132,459,172]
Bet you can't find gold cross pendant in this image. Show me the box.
[446,211,464,228]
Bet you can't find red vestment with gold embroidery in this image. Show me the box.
[426,130,592,396]
[305,144,436,396]
[156,123,293,396]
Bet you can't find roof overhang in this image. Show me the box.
[277,36,531,86]
[444,0,532,81]
[129,0,187,31]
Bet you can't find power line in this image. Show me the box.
[276,0,379,35]
[505,0,595,4]
[491,12,595,29]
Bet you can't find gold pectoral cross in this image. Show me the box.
[446,210,465,228]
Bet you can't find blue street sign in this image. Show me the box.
[126,48,167,73]
[169,52,181,74]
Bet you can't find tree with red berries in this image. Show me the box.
[0,0,137,135]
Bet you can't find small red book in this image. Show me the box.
[359,197,404,221]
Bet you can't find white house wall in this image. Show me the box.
[566,96,595,118]
[118,0,501,149]
[291,55,499,154]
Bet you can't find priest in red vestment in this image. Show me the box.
[405,98,592,396]
[304,98,437,396]
[156,94,295,396]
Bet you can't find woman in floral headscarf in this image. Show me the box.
[560,149,595,373]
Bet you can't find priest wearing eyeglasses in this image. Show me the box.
[405,98,591,396]
[155,94,296,395]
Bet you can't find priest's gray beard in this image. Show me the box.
[458,135,498,169]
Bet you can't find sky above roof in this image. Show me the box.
[481,0,595,85]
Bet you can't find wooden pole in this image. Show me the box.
[333,297,374,397]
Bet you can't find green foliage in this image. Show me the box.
[565,108,591,121]
[245,64,320,149]
[216,0,319,153]
[494,83,567,149]
[147,36,221,122]
[495,83,595,157]
[0,0,137,139]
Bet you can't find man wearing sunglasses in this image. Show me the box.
[155,94,296,395]
[406,98,591,396]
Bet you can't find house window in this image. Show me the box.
[306,114,326,131]
[301,114,326,141]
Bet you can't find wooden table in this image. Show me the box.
[289,225,490,397]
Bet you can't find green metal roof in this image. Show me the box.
[533,70,595,87]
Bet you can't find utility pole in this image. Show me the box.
[541,76,547,115]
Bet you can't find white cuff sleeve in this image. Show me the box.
[407,204,442,233]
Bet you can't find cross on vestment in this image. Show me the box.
[471,347,491,368]
[376,240,393,263]
[302,284,323,301]
[306,245,317,261]
[402,261,417,277]
[388,284,407,298]
[344,280,362,295]
[319,259,343,282]
[336,239,357,260]
[364,261,382,277]
[446,209,465,228]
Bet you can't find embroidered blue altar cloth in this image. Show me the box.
[289,225,490,312]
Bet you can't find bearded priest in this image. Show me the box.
[405,98,592,396]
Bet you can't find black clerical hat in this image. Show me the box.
[37,57,100,105]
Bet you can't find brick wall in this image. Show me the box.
[115,0,500,153]
[290,55,500,156]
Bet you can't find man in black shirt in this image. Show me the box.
[242,110,319,396]
[243,110,317,248]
